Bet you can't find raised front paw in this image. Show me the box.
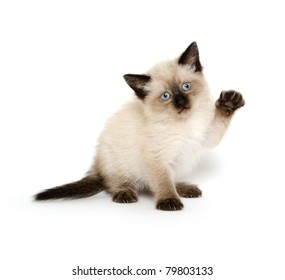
[156,198,184,211]
[216,90,245,115]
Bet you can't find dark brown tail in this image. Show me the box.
[34,176,105,200]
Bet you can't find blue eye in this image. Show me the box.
[182,82,191,91]
[160,92,171,101]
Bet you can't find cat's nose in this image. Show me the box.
[174,94,188,107]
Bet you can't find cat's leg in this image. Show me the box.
[105,175,138,203]
[205,90,245,148]
[176,182,202,198]
[147,162,183,211]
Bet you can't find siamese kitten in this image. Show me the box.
[35,42,245,210]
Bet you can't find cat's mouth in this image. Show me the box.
[178,107,190,114]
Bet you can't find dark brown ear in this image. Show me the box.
[123,74,151,100]
[178,42,202,72]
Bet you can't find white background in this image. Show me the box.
[1,0,285,279]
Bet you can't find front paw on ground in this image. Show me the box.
[112,190,138,203]
[176,183,202,198]
[216,90,245,114]
[156,198,183,211]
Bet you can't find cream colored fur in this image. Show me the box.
[89,58,229,202]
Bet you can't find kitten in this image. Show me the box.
[34,42,245,211]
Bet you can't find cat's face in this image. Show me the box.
[124,42,210,119]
